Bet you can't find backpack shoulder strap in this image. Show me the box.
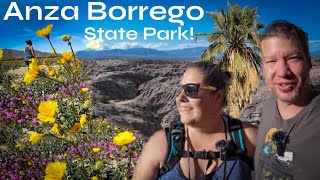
[227,116,246,154]
[159,119,185,176]
[227,116,255,170]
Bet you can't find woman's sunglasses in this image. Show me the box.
[181,83,217,98]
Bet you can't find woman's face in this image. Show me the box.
[176,68,221,125]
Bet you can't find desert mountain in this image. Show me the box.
[86,59,320,136]
[1,49,54,60]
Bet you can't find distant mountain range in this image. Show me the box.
[1,49,54,60]
[75,47,320,60]
[75,47,207,60]
[2,47,320,60]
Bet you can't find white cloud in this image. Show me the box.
[102,42,210,50]
[80,40,209,51]
[85,39,103,50]
[103,42,168,50]
[174,43,208,50]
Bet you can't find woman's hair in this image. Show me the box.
[26,40,32,45]
[260,20,311,67]
[189,61,231,106]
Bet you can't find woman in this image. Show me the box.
[133,62,257,180]
[24,40,36,67]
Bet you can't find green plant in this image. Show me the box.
[195,3,265,118]
[0,24,146,179]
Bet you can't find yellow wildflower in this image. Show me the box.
[36,24,53,39]
[30,59,44,73]
[16,143,24,150]
[95,161,104,169]
[42,59,47,64]
[51,49,55,54]
[50,123,59,134]
[50,123,64,137]
[61,34,72,42]
[97,124,101,133]
[11,83,19,90]
[81,87,89,93]
[114,127,118,131]
[37,100,58,123]
[21,95,27,105]
[23,59,43,84]
[62,51,73,62]
[113,131,136,146]
[81,87,88,93]
[80,114,87,127]
[107,125,111,129]
[83,100,91,108]
[23,72,37,84]
[48,69,55,78]
[70,123,82,133]
[61,35,68,42]
[121,146,127,151]
[91,176,99,180]
[44,161,66,180]
[0,49,3,61]
[92,147,100,153]
[102,119,108,124]
[29,133,44,144]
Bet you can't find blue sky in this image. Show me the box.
[0,0,319,54]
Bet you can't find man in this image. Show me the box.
[254,20,320,179]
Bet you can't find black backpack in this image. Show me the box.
[159,116,253,176]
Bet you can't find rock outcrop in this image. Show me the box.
[87,59,189,136]
[86,59,320,136]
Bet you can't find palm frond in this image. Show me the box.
[201,42,227,62]
[199,3,263,118]
[194,33,209,42]
[206,32,225,43]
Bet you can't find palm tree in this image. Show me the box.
[196,3,264,118]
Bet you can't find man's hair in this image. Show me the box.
[189,61,231,106]
[260,20,311,67]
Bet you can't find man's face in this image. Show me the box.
[261,37,310,104]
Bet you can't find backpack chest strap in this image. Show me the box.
[159,117,249,177]
[182,150,220,159]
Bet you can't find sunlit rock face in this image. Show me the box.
[85,59,320,136]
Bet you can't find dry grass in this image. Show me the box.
[0,57,62,90]
[221,50,260,118]
[1,57,60,74]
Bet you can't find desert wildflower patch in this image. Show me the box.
[0,24,146,179]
